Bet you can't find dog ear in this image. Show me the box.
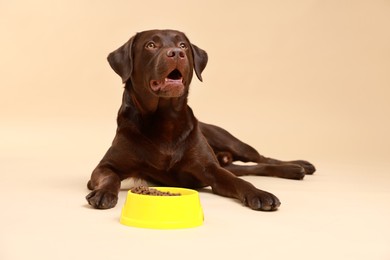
[190,44,208,82]
[107,35,136,83]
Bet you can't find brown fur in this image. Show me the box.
[86,29,315,211]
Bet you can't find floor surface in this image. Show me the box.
[1,121,389,260]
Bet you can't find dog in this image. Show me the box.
[86,29,315,211]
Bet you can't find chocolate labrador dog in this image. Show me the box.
[86,29,315,211]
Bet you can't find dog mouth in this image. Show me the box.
[166,69,183,81]
[150,69,185,96]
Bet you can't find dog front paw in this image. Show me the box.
[86,189,118,209]
[243,190,281,211]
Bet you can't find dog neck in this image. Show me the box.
[123,82,189,116]
[117,83,191,128]
[117,85,195,143]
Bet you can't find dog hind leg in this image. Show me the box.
[199,122,315,178]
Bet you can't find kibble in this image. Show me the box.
[130,186,181,196]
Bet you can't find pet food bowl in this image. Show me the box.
[120,187,204,229]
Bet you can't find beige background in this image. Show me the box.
[1,0,389,259]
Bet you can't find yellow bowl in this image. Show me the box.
[120,187,204,229]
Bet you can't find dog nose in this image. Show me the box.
[166,48,185,59]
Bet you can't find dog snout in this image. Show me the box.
[166,48,185,59]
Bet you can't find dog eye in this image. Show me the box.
[145,42,156,49]
[179,42,188,49]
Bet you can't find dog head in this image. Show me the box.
[107,29,208,98]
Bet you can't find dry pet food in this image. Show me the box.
[131,186,181,196]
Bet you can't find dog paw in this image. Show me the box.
[275,164,306,180]
[86,189,118,209]
[243,190,281,211]
[291,160,316,175]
